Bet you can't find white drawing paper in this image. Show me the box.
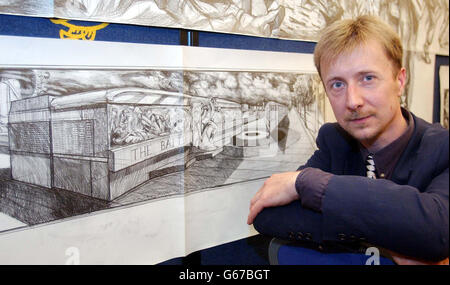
[0,35,323,264]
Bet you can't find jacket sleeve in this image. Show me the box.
[293,124,337,212]
[253,124,343,245]
[322,168,448,261]
[252,124,335,244]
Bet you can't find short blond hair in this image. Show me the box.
[314,15,403,77]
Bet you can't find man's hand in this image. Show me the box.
[247,171,301,225]
[387,250,449,265]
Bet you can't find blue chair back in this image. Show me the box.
[269,238,396,265]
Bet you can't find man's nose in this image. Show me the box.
[345,83,364,110]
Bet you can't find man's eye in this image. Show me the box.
[363,75,374,81]
[331,81,344,89]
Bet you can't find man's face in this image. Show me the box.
[320,40,407,150]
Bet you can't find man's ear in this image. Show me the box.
[397,67,407,97]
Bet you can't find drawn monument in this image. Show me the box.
[1,69,319,216]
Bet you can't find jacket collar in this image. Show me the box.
[390,112,428,184]
[338,111,428,181]
[334,124,366,176]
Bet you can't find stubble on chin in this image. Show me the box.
[342,119,377,143]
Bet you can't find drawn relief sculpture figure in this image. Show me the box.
[444,89,449,130]
[56,0,283,37]
[166,107,185,134]
[199,97,220,151]
[438,0,449,50]
[111,105,193,146]
[111,107,134,145]
[141,109,169,136]
[0,77,21,134]
[191,101,202,148]
[149,0,283,37]
[421,0,448,64]
[112,107,149,145]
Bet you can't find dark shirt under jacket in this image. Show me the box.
[296,108,414,212]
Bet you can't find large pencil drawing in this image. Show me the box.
[0,35,324,264]
[0,67,324,230]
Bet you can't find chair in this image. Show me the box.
[268,238,396,265]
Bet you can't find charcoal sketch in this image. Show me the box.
[2,0,448,58]
[0,36,323,263]
[0,0,52,16]
[51,0,450,55]
[443,89,449,129]
[54,0,283,38]
[2,0,448,105]
[2,0,445,111]
[280,0,449,109]
[440,65,449,129]
[0,67,324,232]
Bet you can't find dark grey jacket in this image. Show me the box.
[253,113,449,261]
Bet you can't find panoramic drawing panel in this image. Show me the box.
[0,36,323,263]
[0,0,52,17]
[0,67,323,231]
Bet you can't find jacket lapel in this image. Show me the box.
[344,148,366,176]
[336,125,366,176]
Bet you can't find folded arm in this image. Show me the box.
[249,123,449,262]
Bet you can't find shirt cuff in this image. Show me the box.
[295,167,333,212]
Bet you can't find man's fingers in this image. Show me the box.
[250,189,262,208]
[248,197,269,225]
[248,171,301,225]
[247,201,264,225]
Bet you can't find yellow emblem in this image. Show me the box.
[50,19,109,40]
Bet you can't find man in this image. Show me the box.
[247,15,449,264]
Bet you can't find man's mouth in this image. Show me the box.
[349,115,372,123]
